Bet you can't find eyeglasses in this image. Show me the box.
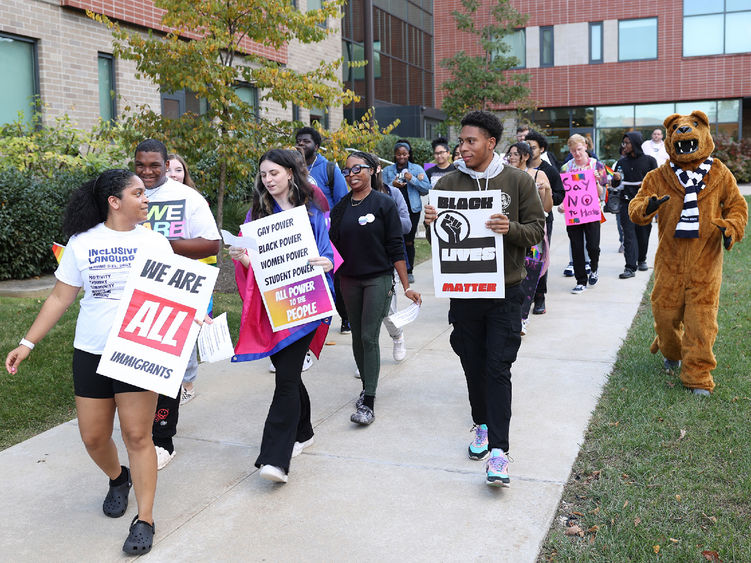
[433,150,448,156]
[342,164,371,177]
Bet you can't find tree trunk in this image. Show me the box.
[216,158,227,265]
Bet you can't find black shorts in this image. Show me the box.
[73,349,149,398]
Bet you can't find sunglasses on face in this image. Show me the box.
[342,164,372,177]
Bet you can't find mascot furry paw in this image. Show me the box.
[628,111,748,394]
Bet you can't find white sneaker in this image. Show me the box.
[302,351,313,372]
[179,385,196,405]
[571,284,586,294]
[155,446,175,470]
[392,337,407,362]
[268,361,275,373]
[292,437,315,458]
[520,318,528,336]
[354,366,361,378]
[259,465,288,483]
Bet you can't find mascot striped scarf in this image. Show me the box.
[671,157,713,238]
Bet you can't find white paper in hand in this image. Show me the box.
[197,313,235,363]
[383,302,420,333]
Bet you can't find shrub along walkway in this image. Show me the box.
[1,185,747,561]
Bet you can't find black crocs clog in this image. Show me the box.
[122,515,155,555]
[102,467,131,518]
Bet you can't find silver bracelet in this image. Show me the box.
[19,338,35,350]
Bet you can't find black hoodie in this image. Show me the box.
[611,131,658,200]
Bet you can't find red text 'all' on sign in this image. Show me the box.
[118,289,196,356]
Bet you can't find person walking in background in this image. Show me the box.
[295,126,347,209]
[5,170,173,555]
[641,128,669,167]
[560,134,608,294]
[525,130,565,315]
[382,139,432,284]
[135,140,221,470]
[330,151,422,426]
[611,132,658,279]
[165,153,212,405]
[374,162,413,363]
[424,111,545,487]
[426,137,456,187]
[230,149,334,483]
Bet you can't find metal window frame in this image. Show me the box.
[97,52,117,123]
[589,21,603,64]
[539,26,554,67]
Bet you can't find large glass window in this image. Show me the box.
[0,33,38,126]
[618,18,658,61]
[98,53,116,123]
[683,1,751,56]
[235,84,258,116]
[540,26,554,67]
[497,29,526,69]
[161,89,208,119]
[589,22,603,64]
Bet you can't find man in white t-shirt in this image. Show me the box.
[641,128,669,166]
[135,139,221,469]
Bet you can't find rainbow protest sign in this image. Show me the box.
[52,242,65,264]
[241,206,334,332]
[560,169,601,226]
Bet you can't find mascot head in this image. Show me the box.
[663,110,714,170]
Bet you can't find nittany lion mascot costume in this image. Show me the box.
[629,111,747,395]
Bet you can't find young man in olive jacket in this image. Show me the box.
[424,111,545,487]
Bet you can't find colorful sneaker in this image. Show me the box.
[468,424,489,461]
[588,270,599,285]
[485,448,510,487]
[292,437,315,458]
[350,404,374,425]
[180,385,196,405]
[392,337,407,362]
[155,445,175,470]
[571,284,586,294]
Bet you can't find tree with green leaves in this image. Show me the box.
[439,0,530,125]
[89,0,356,231]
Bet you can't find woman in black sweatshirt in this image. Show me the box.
[330,152,421,425]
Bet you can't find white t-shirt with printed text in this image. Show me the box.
[55,223,172,354]
[141,178,220,241]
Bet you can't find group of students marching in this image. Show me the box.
[6,111,551,556]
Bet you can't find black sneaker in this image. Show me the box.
[340,320,351,334]
[638,261,649,271]
[350,404,374,425]
[532,297,546,315]
[619,268,635,279]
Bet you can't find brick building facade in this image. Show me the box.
[433,0,751,161]
[0,0,342,131]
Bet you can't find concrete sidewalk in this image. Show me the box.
[1,214,656,562]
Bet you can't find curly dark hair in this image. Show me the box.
[63,169,137,237]
[295,126,322,147]
[460,111,504,144]
[251,149,316,219]
[431,136,450,152]
[524,129,548,151]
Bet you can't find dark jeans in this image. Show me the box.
[404,210,421,274]
[334,270,347,322]
[567,221,600,285]
[340,273,393,397]
[535,216,554,299]
[620,201,652,271]
[448,284,523,453]
[255,330,316,473]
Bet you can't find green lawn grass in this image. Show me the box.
[539,202,751,561]
[0,291,244,451]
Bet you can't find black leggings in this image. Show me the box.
[254,330,316,473]
[404,210,421,273]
